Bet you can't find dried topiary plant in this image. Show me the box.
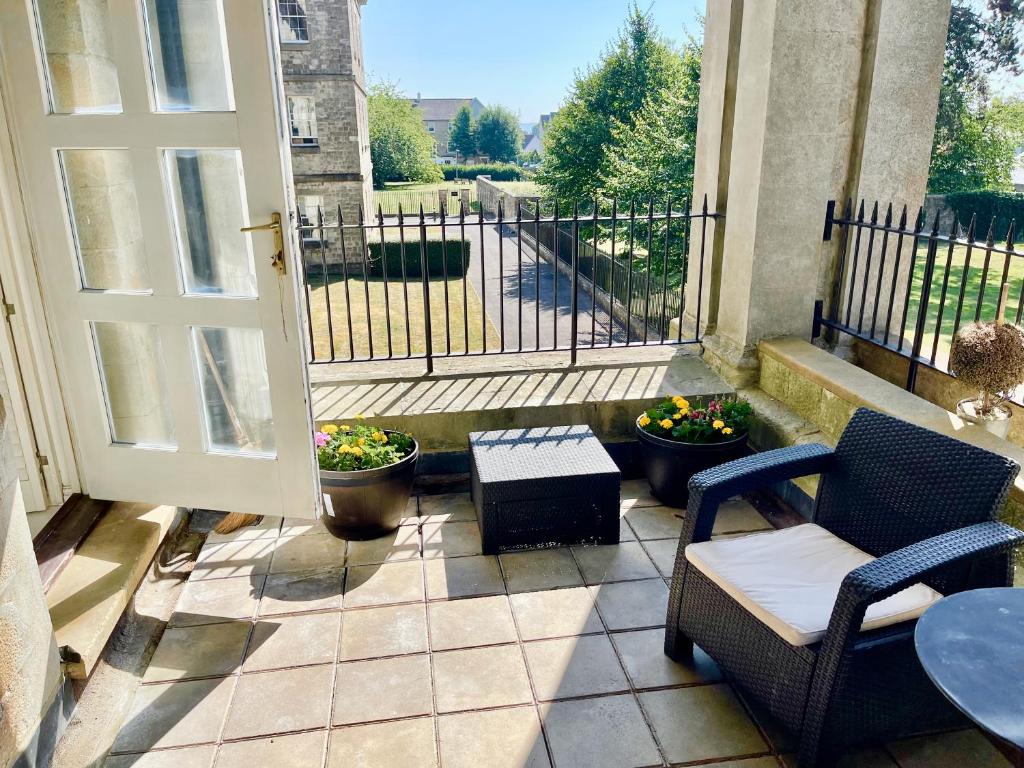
[949,320,1024,417]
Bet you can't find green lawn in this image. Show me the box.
[306,275,499,360]
[898,243,1024,366]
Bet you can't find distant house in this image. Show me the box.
[410,96,485,164]
[522,111,557,159]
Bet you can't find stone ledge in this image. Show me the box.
[757,336,1024,533]
[311,348,733,452]
[45,503,178,680]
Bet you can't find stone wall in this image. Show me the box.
[0,398,64,768]
[923,193,957,231]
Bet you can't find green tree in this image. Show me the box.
[475,105,522,163]
[368,83,443,188]
[928,0,1023,193]
[536,6,685,205]
[602,37,701,205]
[448,104,477,158]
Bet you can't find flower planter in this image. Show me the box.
[319,433,419,540]
[956,398,1012,440]
[636,416,747,508]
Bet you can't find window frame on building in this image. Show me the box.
[277,0,310,44]
[287,96,318,147]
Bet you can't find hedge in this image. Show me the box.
[365,239,469,278]
[442,163,528,182]
[945,190,1024,237]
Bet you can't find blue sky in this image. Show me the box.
[362,0,705,120]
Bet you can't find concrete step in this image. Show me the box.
[45,502,179,679]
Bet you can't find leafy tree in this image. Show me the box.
[448,104,477,158]
[536,6,685,205]
[928,0,1024,193]
[475,105,522,163]
[602,37,701,205]
[368,83,442,188]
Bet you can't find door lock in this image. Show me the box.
[240,212,286,275]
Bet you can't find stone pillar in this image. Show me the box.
[0,400,64,766]
[690,0,950,385]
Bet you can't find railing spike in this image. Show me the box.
[1007,219,1017,251]
[337,204,345,226]
[929,208,941,235]
[914,206,925,232]
[856,199,865,221]
[397,202,404,222]
[377,203,384,224]
[883,202,893,227]
[897,204,908,229]
[418,203,425,224]
[701,193,708,214]
[870,201,879,223]
[966,213,977,240]
[844,198,853,219]
[357,204,365,225]
[985,216,996,246]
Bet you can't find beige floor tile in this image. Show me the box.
[611,629,721,688]
[206,515,281,544]
[171,576,263,628]
[418,492,477,523]
[641,539,679,578]
[280,517,332,537]
[712,759,783,768]
[623,506,683,541]
[540,694,662,768]
[619,518,637,542]
[105,745,217,768]
[432,645,533,713]
[781,751,898,768]
[711,498,772,535]
[591,579,669,630]
[427,595,517,650]
[640,684,768,763]
[222,665,334,739]
[620,479,661,510]
[524,635,629,701]
[244,612,341,671]
[191,539,277,582]
[345,525,420,566]
[143,622,250,682]
[270,535,347,574]
[327,717,438,768]
[509,587,603,641]
[343,561,424,608]
[214,730,327,768]
[888,729,1011,767]
[421,521,483,559]
[333,654,433,725]
[112,677,236,752]
[339,603,428,661]
[438,707,550,768]
[258,567,344,616]
[572,542,659,584]
[424,555,504,600]
[499,549,583,593]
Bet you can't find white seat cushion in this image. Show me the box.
[685,524,942,646]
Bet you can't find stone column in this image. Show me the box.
[0,400,64,766]
[690,0,950,384]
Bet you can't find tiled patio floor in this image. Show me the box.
[105,481,1011,767]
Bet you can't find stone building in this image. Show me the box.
[277,0,373,227]
[410,96,485,164]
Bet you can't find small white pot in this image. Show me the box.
[956,397,1012,440]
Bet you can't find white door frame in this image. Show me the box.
[0,0,321,518]
[0,75,79,510]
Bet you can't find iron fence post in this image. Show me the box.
[418,206,434,374]
[907,212,941,393]
[570,202,580,366]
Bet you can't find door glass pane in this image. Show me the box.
[164,149,257,296]
[193,326,275,455]
[142,0,233,111]
[33,0,122,113]
[91,322,175,447]
[59,150,151,291]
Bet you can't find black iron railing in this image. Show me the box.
[814,199,1020,392]
[297,197,719,371]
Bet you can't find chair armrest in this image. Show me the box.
[683,443,835,545]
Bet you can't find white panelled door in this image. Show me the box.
[0,0,321,518]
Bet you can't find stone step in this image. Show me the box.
[46,502,179,679]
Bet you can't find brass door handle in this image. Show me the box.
[240,212,286,275]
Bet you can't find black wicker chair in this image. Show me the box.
[664,408,1024,767]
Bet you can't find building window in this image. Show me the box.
[288,96,318,146]
[278,0,309,43]
[428,124,435,132]
[297,195,324,228]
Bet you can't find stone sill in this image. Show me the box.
[310,346,731,452]
[754,336,1024,530]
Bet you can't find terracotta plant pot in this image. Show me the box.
[319,433,418,540]
[636,416,748,508]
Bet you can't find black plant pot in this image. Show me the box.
[319,433,419,540]
[636,417,747,508]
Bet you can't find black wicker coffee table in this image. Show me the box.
[468,425,620,554]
